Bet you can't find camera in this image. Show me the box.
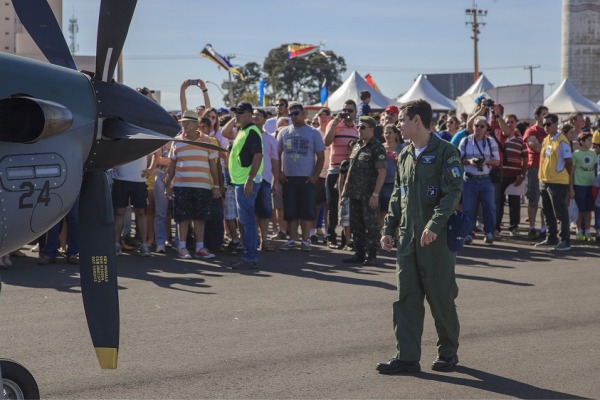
[136,87,150,96]
[189,79,199,86]
[483,98,495,107]
[339,112,349,119]
[474,157,485,171]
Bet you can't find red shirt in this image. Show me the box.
[522,125,547,167]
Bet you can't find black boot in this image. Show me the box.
[363,250,377,266]
[343,251,365,263]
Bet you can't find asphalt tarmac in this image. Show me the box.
[1,233,598,399]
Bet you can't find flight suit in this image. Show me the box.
[346,137,386,257]
[382,133,463,361]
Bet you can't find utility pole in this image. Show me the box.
[465,2,487,83]
[524,65,540,84]
[225,54,236,106]
[68,11,79,55]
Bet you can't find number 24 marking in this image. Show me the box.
[18,181,51,209]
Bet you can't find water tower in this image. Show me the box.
[561,0,600,100]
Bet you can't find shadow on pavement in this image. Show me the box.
[418,365,587,399]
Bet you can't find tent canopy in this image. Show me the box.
[544,78,600,114]
[324,70,398,112]
[461,74,494,96]
[397,74,456,111]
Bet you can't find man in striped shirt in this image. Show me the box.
[166,111,221,260]
[495,114,528,235]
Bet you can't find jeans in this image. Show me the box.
[496,175,521,231]
[540,182,570,243]
[462,176,496,235]
[325,173,340,240]
[43,198,79,258]
[234,182,260,262]
[204,197,224,250]
[153,170,169,247]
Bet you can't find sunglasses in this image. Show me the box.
[275,103,287,107]
[235,110,249,115]
[475,124,487,128]
[289,110,302,117]
[343,108,354,113]
[543,122,554,127]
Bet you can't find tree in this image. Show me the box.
[227,61,262,106]
[262,44,346,105]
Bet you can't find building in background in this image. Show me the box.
[561,0,600,101]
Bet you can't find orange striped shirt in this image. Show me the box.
[169,136,218,189]
[329,121,359,170]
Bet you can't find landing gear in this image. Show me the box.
[0,359,39,400]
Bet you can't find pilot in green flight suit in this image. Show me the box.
[377,99,464,374]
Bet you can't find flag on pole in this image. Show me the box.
[320,78,328,106]
[259,78,265,107]
[287,43,319,59]
[200,44,244,79]
[365,73,381,93]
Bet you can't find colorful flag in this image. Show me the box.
[365,73,381,93]
[287,44,319,59]
[200,44,244,79]
[259,78,265,107]
[320,78,328,106]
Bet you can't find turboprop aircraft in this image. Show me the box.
[0,0,222,397]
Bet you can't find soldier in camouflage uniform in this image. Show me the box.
[340,116,387,266]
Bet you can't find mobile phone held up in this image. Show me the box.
[189,79,199,86]
[339,112,349,119]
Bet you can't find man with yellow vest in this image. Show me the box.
[228,102,264,269]
[535,113,573,251]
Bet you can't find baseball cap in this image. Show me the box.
[385,105,399,114]
[217,107,230,115]
[317,107,331,116]
[230,102,253,113]
[447,211,472,252]
[178,110,198,122]
[359,116,377,128]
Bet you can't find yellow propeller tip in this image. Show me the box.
[95,347,118,369]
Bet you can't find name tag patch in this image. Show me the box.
[427,186,438,197]
[421,155,437,164]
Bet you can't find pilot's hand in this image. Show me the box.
[420,228,437,247]
[380,235,394,252]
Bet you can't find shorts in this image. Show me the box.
[526,167,540,207]
[595,206,600,230]
[224,184,238,220]
[379,182,394,212]
[111,179,147,209]
[315,177,326,205]
[255,180,273,219]
[172,186,212,223]
[574,185,594,212]
[339,197,350,227]
[282,176,316,221]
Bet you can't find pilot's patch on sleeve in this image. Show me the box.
[446,155,460,164]
[427,186,438,197]
[449,166,461,178]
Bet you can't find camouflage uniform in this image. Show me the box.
[346,136,387,257]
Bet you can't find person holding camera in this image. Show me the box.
[458,116,500,244]
[179,79,211,116]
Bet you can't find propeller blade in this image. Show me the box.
[11,0,76,69]
[103,119,227,153]
[95,0,138,82]
[78,171,119,369]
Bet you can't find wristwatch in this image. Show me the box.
[372,193,379,197]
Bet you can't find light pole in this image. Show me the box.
[548,82,556,93]
[465,2,487,83]
[205,80,226,99]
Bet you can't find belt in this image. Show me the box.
[465,173,489,179]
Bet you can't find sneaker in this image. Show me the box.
[584,234,593,242]
[310,235,318,244]
[37,254,56,265]
[156,245,166,254]
[177,248,192,259]
[139,244,151,257]
[464,235,473,245]
[115,243,122,256]
[576,233,584,241]
[66,255,79,265]
[534,238,560,248]
[270,231,287,240]
[195,248,215,259]
[31,243,40,252]
[554,241,571,251]
[527,228,538,240]
[280,240,296,251]
[509,228,519,237]
[300,241,311,251]
[537,230,547,241]
[225,241,240,254]
[484,233,494,244]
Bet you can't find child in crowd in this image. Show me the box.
[572,133,597,241]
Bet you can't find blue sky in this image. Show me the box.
[61,0,562,110]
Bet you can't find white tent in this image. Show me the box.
[324,70,399,111]
[486,84,544,121]
[544,78,600,114]
[456,75,495,115]
[462,74,494,96]
[397,74,456,111]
